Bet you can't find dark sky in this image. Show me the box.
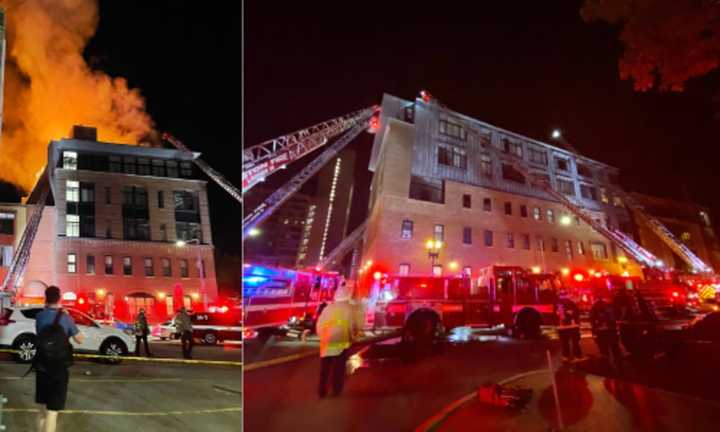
[245,0,720,234]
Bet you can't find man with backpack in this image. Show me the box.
[34,284,84,432]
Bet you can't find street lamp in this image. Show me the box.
[551,129,562,140]
[425,239,442,273]
[248,228,261,238]
[176,238,208,312]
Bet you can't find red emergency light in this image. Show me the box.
[373,271,382,281]
[573,273,585,282]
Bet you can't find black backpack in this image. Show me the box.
[34,309,74,371]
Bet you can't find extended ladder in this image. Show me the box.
[1,170,49,293]
[317,220,368,270]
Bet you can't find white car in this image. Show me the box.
[0,306,136,363]
[151,320,178,340]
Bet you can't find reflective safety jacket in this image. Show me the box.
[316,301,359,358]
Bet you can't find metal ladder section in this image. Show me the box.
[242,123,370,239]
[162,133,243,205]
[242,106,379,194]
[1,179,49,293]
[317,220,368,270]
[612,190,713,273]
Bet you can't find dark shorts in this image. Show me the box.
[35,368,69,411]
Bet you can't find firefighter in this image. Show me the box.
[556,292,583,362]
[590,295,623,374]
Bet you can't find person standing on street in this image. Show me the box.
[556,293,583,362]
[590,295,623,374]
[174,307,194,359]
[33,282,85,432]
[133,308,152,357]
[316,282,360,398]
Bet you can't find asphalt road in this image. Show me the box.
[244,331,560,432]
[0,339,242,432]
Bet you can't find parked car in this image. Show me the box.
[151,320,178,340]
[190,311,242,345]
[0,306,136,363]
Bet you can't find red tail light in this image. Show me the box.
[0,318,15,325]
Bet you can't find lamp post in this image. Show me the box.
[176,238,207,312]
[425,239,442,275]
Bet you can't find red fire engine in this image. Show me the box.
[242,264,341,336]
[368,265,562,343]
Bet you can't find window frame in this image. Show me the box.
[67,253,77,274]
[401,220,414,239]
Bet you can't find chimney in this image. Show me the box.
[71,125,97,141]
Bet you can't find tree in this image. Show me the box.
[581,0,720,91]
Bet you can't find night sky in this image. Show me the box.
[245,0,720,237]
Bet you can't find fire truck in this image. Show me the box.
[242,264,341,337]
[369,265,563,344]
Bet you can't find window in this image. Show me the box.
[180,259,189,278]
[0,212,14,234]
[463,194,471,209]
[580,184,597,201]
[501,164,525,184]
[438,143,467,169]
[520,205,528,218]
[530,173,550,190]
[600,188,609,203]
[483,198,492,212]
[551,238,559,252]
[66,214,79,237]
[66,180,79,202]
[123,256,132,276]
[80,215,95,238]
[528,147,547,165]
[399,263,410,276]
[536,236,545,251]
[590,242,608,260]
[123,156,137,174]
[62,151,78,170]
[434,224,444,242]
[137,157,151,175]
[166,161,179,177]
[86,255,95,274]
[557,179,575,195]
[480,154,492,178]
[484,230,493,247]
[162,258,172,277]
[160,224,168,241]
[180,162,193,177]
[109,156,122,172]
[577,241,585,255]
[152,159,165,177]
[144,258,154,277]
[409,175,444,204]
[124,218,151,241]
[123,186,148,208]
[404,105,415,122]
[105,186,111,204]
[546,209,555,223]
[105,255,113,275]
[506,232,515,248]
[522,234,531,250]
[479,129,491,147]
[504,202,512,216]
[501,138,523,157]
[577,163,593,178]
[176,222,201,242]
[565,240,573,260]
[533,207,541,221]
[463,227,472,245]
[555,158,569,171]
[432,265,443,276]
[158,191,165,208]
[67,253,76,273]
[80,183,95,203]
[401,220,413,239]
[439,119,467,141]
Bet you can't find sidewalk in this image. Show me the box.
[436,367,720,431]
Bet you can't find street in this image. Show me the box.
[0,339,242,432]
[244,328,720,431]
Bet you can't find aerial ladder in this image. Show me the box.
[1,167,49,294]
[242,106,380,239]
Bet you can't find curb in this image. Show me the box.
[414,369,547,432]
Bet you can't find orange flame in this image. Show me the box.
[0,0,154,193]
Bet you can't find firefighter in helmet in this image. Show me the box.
[556,290,583,362]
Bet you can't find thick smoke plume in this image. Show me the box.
[0,0,154,193]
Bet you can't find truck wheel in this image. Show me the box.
[403,311,438,347]
[516,310,541,339]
